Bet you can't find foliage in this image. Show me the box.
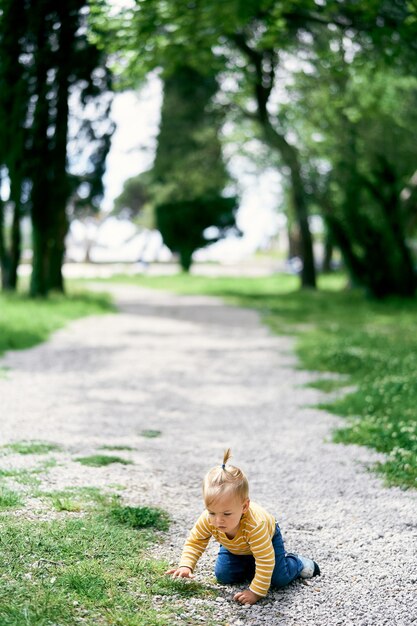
[0,0,114,295]
[113,171,155,227]
[112,62,239,270]
[2,0,417,296]
[151,64,239,270]
[102,272,417,489]
[91,0,417,295]
[156,197,238,271]
[0,0,29,290]
[285,36,417,297]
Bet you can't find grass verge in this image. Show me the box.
[0,289,114,357]
[98,271,417,489]
[110,505,170,531]
[0,506,213,625]
[0,486,23,510]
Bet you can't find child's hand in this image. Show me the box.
[165,566,195,579]
[233,589,261,605]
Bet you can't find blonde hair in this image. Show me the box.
[203,448,249,506]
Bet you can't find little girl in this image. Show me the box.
[166,449,320,605]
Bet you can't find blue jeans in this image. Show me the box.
[214,524,303,589]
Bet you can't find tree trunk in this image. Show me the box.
[30,226,50,297]
[0,193,10,290]
[379,188,416,297]
[0,178,22,291]
[0,0,26,292]
[47,3,72,292]
[29,5,52,297]
[9,176,22,290]
[287,224,302,259]
[322,230,334,273]
[231,35,316,288]
[180,249,193,272]
[261,120,316,288]
[327,212,416,299]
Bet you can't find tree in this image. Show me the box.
[91,0,317,285]
[0,0,29,290]
[112,170,156,262]
[157,196,238,271]
[27,0,113,296]
[113,172,152,223]
[152,63,239,270]
[215,0,417,289]
[285,34,417,297]
[0,0,113,295]
[93,0,417,293]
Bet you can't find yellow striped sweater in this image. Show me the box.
[179,501,276,597]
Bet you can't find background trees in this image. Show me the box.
[97,0,417,296]
[151,64,239,271]
[284,29,417,297]
[1,0,417,297]
[0,0,29,291]
[0,0,113,296]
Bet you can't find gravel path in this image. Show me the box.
[1,283,416,626]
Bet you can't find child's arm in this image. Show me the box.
[165,512,212,579]
[240,523,275,602]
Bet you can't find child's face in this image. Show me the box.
[206,493,249,536]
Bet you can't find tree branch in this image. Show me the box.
[228,33,275,120]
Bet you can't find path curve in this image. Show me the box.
[1,284,416,626]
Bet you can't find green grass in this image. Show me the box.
[0,471,42,488]
[2,441,62,455]
[0,485,23,510]
[0,460,57,486]
[75,455,133,467]
[0,366,9,378]
[110,505,170,531]
[40,487,111,512]
[95,271,302,298]
[99,445,136,451]
[0,289,114,357]
[305,378,350,393]
[140,429,162,439]
[0,508,213,626]
[98,271,417,489]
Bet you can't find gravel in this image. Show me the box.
[0,283,416,626]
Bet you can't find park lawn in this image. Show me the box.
[102,271,417,489]
[0,492,213,626]
[0,288,115,357]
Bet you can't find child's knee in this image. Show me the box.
[214,564,234,585]
[270,571,294,588]
[215,572,233,585]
